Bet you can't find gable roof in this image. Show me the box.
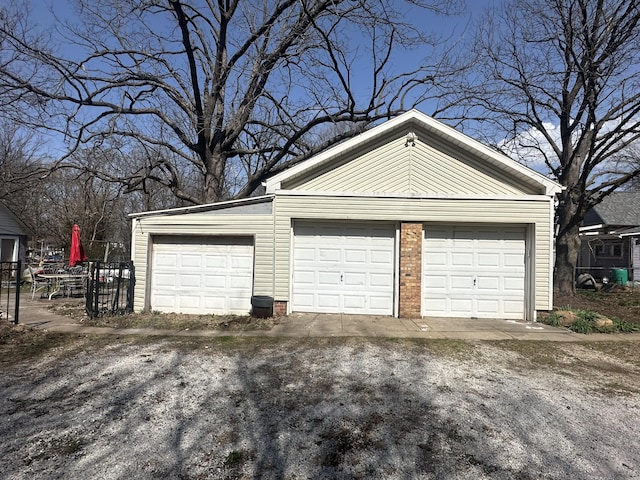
[264,109,562,196]
[0,201,31,236]
[583,192,640,227]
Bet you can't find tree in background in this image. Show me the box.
[451,0,640,295]
[0,0,463,205]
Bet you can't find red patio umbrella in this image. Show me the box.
[69,224,88,267]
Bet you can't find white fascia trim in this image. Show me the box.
[579,224,605,232]
[274,189,553,202]
[129,194,275,218]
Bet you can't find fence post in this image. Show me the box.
[13,260,21,325]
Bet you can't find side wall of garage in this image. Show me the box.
[132,209,274,313]
[273,193,554,316]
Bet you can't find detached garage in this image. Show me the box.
[130,110,561,321]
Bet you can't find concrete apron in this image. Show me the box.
[16,299,640,341]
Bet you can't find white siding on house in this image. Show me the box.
[285,134,538,196]
[273,194,553,313]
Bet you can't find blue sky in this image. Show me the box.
[23,0,499,159]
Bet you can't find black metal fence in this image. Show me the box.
[0,261,21,325]
[85,261,135,318]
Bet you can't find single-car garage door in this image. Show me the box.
[151,236,253,315]
[423,225,525,319]
[292,222,395,315]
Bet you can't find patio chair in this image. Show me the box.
[27,266,51,299]
[63,265,87,297]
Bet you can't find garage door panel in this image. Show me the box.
[343,295,366,309]
[424,225,525,319]
[425,252,447,266]
[292,293,314,309]
[292,222,395,315]
[476,276,499,291]
[503,277,524,291]
[154,273,177,288]
[425,275,446,289]
[478,253,500,266]
[181,254,202,268]
[155,253,178,268]
[477,299,500,314]
[178,295,201,309]
[317,271,340,286]
[504,301,524,314]
[371,250,393,264]
[205,275,226,288]
[345,249,367,264]
[293,270,315,285]
[450,298,473,315]
[317,294,340,309]
[203,296,226,310]
[319,248,341,262]
[343,272,365,286]
[370,273,393,288]
[153,296,175,309]
[180,274,202,288]
[451,253,473,266]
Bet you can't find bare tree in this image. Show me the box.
[0,0,462,205]
[450,0,640,295]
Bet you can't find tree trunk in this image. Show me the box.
[554,224,581,295]
[203,147,226,203]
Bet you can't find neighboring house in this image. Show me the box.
[130,110,561,321]
[578,192,640,282]
[0,202,30,265]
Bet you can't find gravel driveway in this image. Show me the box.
[1,335,639,479]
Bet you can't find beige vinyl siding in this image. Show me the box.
[287,136,538,196]
[273,194,553,311]
[132,213,274,312]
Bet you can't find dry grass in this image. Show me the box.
[47,301,280,331]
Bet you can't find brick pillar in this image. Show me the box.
[399,222,422,318]
[274,300,288,316]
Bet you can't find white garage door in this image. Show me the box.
[151,236,253,315]
[292,222,395,315]
[423,225,525,319]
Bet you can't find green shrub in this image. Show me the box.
[540,313,562,327]
[570,317,595,334]
[612,318,640,333]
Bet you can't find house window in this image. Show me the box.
[594,242,623,258]
[0,237,17,262]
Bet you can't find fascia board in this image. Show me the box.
[273,189,553,202]
[129,194,274,218]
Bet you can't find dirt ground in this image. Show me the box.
[1,326,639,479]
[554,287,640,324]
